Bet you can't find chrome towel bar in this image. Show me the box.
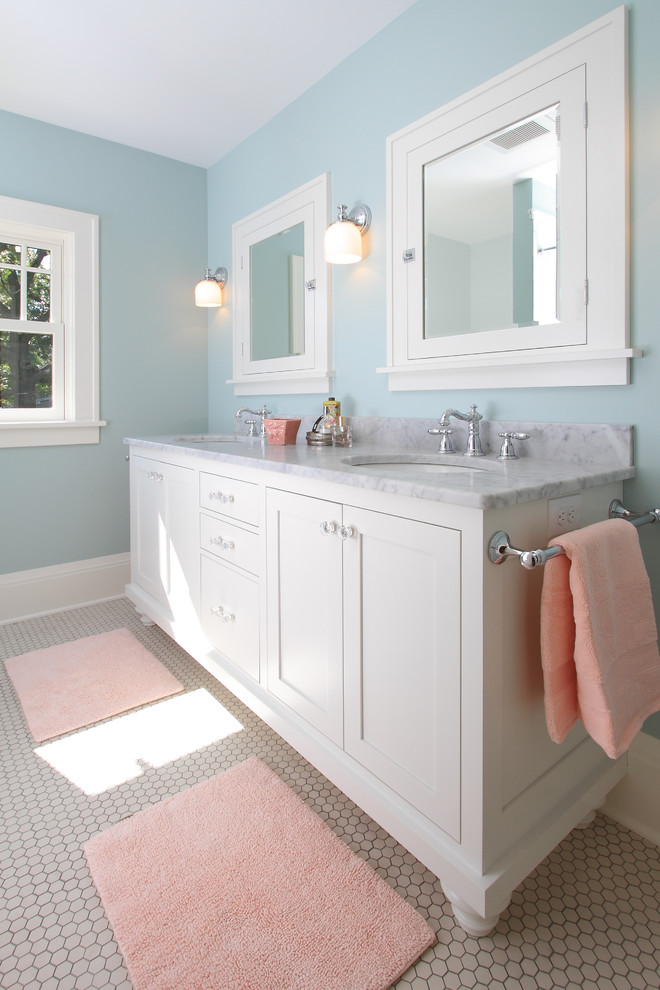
[489,499,660,569]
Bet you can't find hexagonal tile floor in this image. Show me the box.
[1,598,658,990]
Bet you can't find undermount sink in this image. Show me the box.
[341,454,492,475]
[173,435,238,443]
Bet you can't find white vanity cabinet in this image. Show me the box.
[266,487,462,840]
[129,451,197,619]
[125,437,629,937]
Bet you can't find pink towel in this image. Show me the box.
[540,518,660,759]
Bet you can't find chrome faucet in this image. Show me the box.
[429,403,485,456]
[234,404,271,438]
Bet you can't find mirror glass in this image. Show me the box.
[424,104,559,338]
[250,221,304,361]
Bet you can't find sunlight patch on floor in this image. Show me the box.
[35,689,244,794]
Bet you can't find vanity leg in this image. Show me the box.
[574,809,596,829]
[136,609,155,626]
[441,885,502,937]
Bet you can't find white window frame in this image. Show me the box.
[0,196,103,447]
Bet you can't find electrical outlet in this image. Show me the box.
[548,494,581,536]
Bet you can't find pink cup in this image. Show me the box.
[263,418,301,445]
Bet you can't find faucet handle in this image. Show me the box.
[497,432,529,460]
[245,419,258,438]
[428,426,455,453]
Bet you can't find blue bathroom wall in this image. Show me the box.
[206,0,660,737]
[2,0,658,736]
[0,109,208,574]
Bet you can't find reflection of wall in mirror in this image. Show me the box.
[425,230,512,337]
[424,174,556,338]
[531,210,558,327]
[423,104,559,340]
[250,223,304,362]
[425,234,470,335]
[288,254,304,355]
[512,178,558,328]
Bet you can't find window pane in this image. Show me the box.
[0,331,53,408]
[0,243,21,264]
[0,267,21,319]
[26,271,51,321]
[27,247,51,270]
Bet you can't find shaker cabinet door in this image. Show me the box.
[266,488,344,746]
[130,454,196,613]
[342,507,462,841]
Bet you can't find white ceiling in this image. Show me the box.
[2,0,418,168]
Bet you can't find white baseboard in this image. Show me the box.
[600,732,660,847]
[0,553,131,624]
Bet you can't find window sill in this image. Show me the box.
[0,420,107,448]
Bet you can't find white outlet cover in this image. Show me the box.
[548,494,581,536]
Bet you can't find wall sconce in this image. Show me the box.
[194,267,228,307]
[324,204,372,264]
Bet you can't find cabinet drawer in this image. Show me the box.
[200,512,259,575]
[200,472,259,526]
[200,555,260,682]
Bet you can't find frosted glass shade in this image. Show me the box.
[324,220,362,264]
[194,278,223,307]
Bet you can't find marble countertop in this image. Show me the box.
[125,420,635,510]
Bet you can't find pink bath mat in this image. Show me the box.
[5,627,184,742]
[84,757,435,990]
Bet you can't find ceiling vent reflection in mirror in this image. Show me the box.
[490,117,552,152]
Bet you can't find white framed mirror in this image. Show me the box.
[230,173,333,395]
[382,6,637,389]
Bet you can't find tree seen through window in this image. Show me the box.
[0,242,53,408]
